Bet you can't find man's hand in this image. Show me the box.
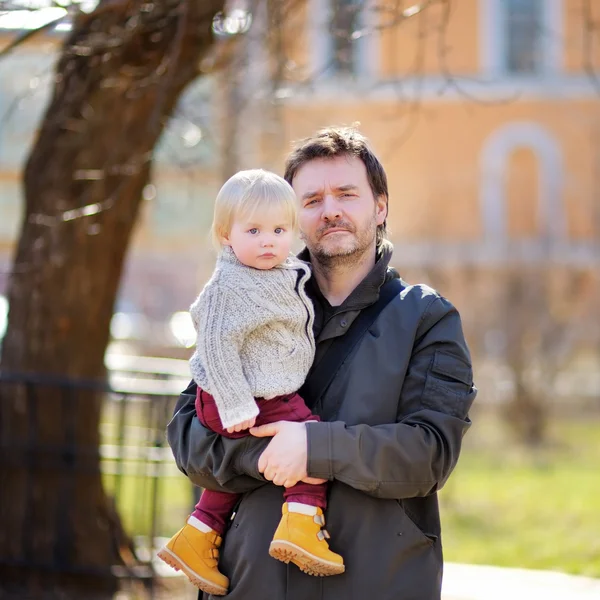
[250,421,325,488]
[302,476,328,485]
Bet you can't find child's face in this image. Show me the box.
[223,206,294,270]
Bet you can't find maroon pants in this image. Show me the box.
[192,388,328,534]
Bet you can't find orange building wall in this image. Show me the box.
[2,1,600,258]
[380,0,479,77]
[563,0,600,74]
[275,93,600,245]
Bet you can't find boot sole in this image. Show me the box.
[157,547,228,596]
[269,540,345,577]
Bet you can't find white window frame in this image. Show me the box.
[480,0,563,78]
[309,0,378,83]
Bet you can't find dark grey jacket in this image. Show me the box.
[167,258,476,600]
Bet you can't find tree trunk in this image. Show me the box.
[501,267,548,447]
[504,372,547,447]
[0,1,224,596]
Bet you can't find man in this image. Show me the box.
[167,126,476,600]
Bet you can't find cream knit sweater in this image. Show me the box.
[189,246,315,429]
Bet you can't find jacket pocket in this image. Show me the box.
[421,350,474,418]
[396,500,438,547]
[430,350,473,386]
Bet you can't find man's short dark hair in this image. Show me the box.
[284,126,388,245]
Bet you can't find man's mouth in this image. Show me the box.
[322,228,350,237]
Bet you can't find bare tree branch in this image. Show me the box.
[582,0,600,94]
[0,15,65,58]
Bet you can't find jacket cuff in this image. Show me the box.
[233,437,265,480]
[306,421,333,480]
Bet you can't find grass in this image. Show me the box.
[101,403,600,578]
[104,471,193,540]
[100,397,194,540]
[440,414,600,577]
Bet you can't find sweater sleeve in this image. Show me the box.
[167,381,268,493]
[192,284,260,429]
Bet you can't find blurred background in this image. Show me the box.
[0,0,598,598]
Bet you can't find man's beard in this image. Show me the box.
[304,214,378,267]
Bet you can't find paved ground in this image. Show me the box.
[151,554,600,599]
[443,563,600,600]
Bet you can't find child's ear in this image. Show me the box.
[221,235,232,246]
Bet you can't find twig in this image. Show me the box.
[0,15,65,59]
[582,0,600,94]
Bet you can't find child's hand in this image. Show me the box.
[226,417,256,434]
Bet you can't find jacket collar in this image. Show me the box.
[299,240,394,311]
[299,240,396,342]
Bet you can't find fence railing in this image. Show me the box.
[0,363,194,598]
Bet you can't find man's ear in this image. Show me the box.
[376,195,388,226]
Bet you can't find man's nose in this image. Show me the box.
[321,195,342,221]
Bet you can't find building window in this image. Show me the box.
[503,0,544,74]
[309,0,378,83]
[480,0,561,78]
[505,147,540,238]
[480,122,565,249]
[329,0,361,75]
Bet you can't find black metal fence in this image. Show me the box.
[0,362,195,599]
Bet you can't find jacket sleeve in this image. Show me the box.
[305,295,476,500]
[166,381,270,493]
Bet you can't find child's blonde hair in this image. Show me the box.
[211,169,298,250]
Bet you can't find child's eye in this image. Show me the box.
[248,228,258,234]
[274,227,285,234]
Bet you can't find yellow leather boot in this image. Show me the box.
[269,502,345,576]
[157,521,229,595]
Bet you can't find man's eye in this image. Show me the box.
[248,228,258,234]
[274,227,285,234]
[305,198,319,206]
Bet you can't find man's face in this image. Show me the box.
[292,155,387,263]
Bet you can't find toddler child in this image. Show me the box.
[157,169,344,595]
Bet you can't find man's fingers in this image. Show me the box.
[302,476,327,485]
[257,453,267,473]
[264,465,277,482]
[272,473,287,486]
[250,422,282,437]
